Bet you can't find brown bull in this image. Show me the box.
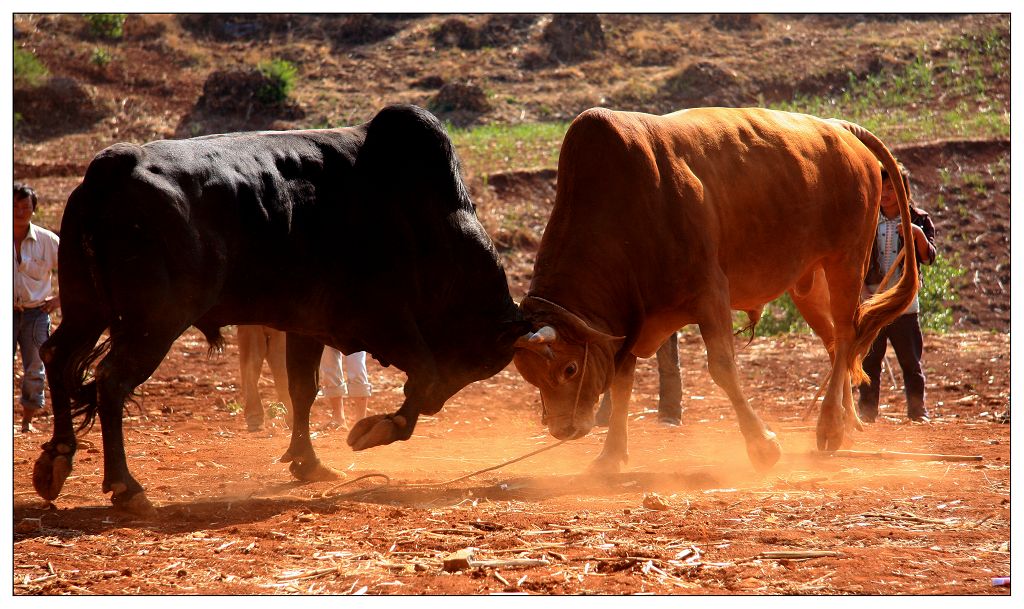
[513,107,917,473]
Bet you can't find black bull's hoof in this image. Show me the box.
[33,441,75,502]
[346,414,409,451]
[110,485,157,516]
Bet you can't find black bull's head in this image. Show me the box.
[513,297,625,440]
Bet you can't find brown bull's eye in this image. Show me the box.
[564,362,578,378]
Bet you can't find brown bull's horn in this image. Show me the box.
[523,296,625,344]
[529,325,557,343]
[514,331,556,360]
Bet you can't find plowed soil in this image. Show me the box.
[13,328,1010,595]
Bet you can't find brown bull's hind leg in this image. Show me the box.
[788,267,836,361]
[588,354,637,474]
[817,260,868,451]
[279,334,341,482]
[698,292,781,472]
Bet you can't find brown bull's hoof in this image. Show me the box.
[347,414,407,451]
[112,490,156,516]
[586,451,628,475]
[816,421,845,452]
[32,446,74,502]
[847,409,865,433]
[746,432,782,473]
[288,459,344,482]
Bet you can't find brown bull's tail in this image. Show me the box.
[829,119,919,385]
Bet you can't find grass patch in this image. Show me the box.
[267,402,288,420]
[961,172,989,197]
[746,294,811,336]
[85,14,126,40]
[448,121,568,175]
[14,44,48,86]
[919,255,965,332]
[91,47,113,68]
[257,58,298,106]
[772,28,1009,143]
[446,28,1007,176]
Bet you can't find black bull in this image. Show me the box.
[35,105,529,513]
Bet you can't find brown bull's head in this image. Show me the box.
[513,297,624,440]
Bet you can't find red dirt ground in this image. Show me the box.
[13,328,1009,595]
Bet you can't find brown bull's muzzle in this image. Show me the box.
[545,409,595,441]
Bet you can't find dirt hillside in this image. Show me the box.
[13,13,1010,330]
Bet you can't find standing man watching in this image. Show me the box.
[14,182,60,433]
[857,164,937,423]
[595,332,683,427]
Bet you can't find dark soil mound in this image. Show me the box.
[543,14,606,62]
[662,61,747,106]
[481,14,537,44]
[709,14,764,31]
[432,18,481,49]
[14,77,111,141]
[428,82,491,125]
[333,14,399,45]
[195,68,303,119]
[411,75,446,90]
[433,15,536,50]
[178,14,311,41]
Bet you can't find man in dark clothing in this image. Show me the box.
[857,164,937,423]
[595,332,683,427]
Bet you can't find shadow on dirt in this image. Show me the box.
[327,470,723,507]
[13,471,720,538]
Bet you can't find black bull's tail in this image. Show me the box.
[66,340,110,432]
[828,119,919,385]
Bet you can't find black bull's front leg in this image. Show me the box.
[278,333,342,481]
[345,317,447,452]
[346,372,436,451]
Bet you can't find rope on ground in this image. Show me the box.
[321,440,568,500]
[801,368,832,421]
[320,473,392,499]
